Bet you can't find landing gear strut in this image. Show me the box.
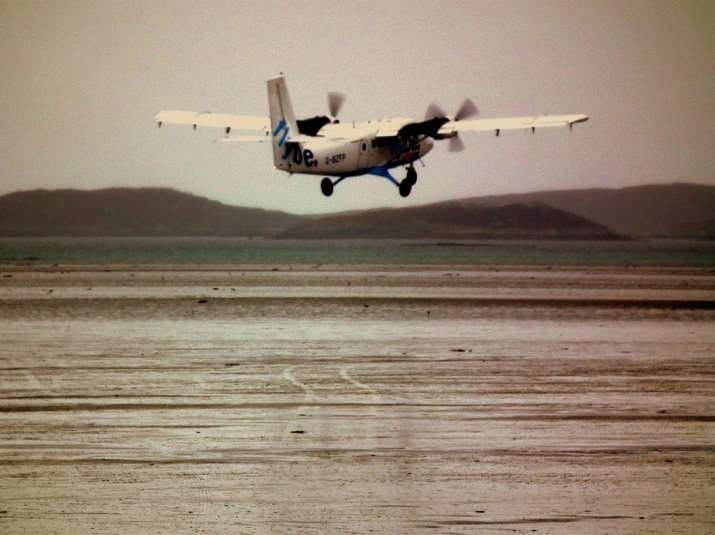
[320,177,334,197]
[320,167,417,198]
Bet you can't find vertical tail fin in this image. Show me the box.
[267,75,298,169]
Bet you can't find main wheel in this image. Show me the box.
[399,179,412,197]
[405,167,417,186]
[320,178,334,197]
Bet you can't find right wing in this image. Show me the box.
[155,110,270,135]
[439,114,589,136]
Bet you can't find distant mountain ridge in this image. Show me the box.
[0,183,712,239]
[462,183,715,237]
[277,202,619,240]
[673,217,715,239]
[280,183,714,240]
[0,188,303,237]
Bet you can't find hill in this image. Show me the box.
[0,188,303,237]
[277,202,619,240]
[464,183,715,237]
[1,183,711,239]
[672,217,715,239]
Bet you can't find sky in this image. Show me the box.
[1,0,713,214]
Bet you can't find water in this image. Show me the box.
[0,237,713,266]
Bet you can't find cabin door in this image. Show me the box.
[357,139,370,169]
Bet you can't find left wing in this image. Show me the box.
[156,110,270,135]
[439,114,588,136]
[216,135,271,144]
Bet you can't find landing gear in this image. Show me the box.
[320,177,334,197]
[399,179,412,197]
[398,166,417,197]
[320,167,416,198]
[405,166,417,186]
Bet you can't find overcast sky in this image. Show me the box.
[1,0,713,214]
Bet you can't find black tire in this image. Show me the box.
[320,178,334,197]
[406,167,417,185]
[399,180,412,197]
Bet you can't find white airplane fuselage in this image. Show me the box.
[273,121,434,177]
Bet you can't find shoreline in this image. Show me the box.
[2,263,714,273]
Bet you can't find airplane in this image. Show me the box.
[156,75,588,198]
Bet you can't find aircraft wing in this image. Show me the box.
[156,110,270,133]
[373,118,415,139]
[216,135,271,144]
[439,114,588,136]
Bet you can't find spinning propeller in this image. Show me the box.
[425,98,479,151]
[327,92,346,121]
[296,91,346,135]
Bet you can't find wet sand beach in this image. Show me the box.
[0,265,714,534]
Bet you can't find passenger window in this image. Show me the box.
[362,143,367,151]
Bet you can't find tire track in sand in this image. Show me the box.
[282,366,319,400]
[339,365,378,395]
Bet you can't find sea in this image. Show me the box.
[0,237,713,267]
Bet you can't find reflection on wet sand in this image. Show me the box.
[0,266,713,534]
